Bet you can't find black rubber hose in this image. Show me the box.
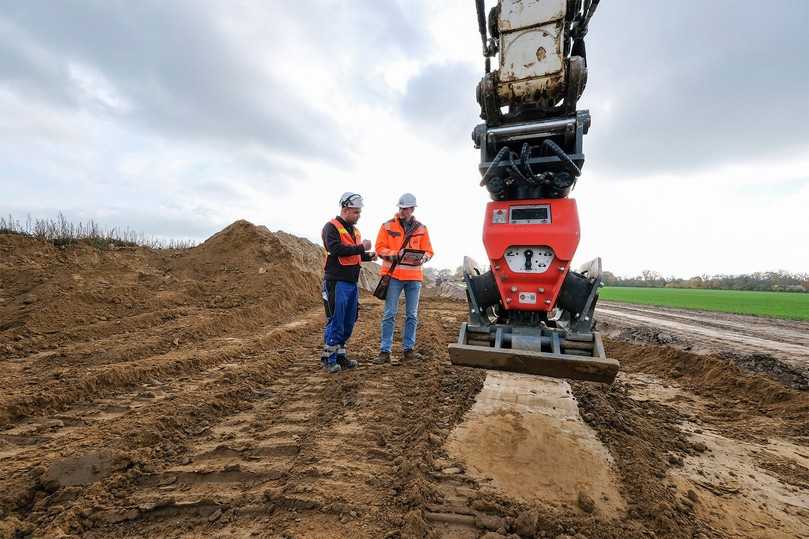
[476,0,488,50]
[480,146,511,186]
[508,150,527,183]
[542,140,582,177]
[520,143,541,184]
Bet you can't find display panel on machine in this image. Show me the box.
[504,246,554,273]
[509,205,551,224]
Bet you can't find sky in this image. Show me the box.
[1,0,807,277]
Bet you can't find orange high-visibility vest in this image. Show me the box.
[375,216,434,281]
[326,218,362,266]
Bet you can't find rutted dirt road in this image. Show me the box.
[597,302,809,362]
[598,301,809,389]
[2,225,808,538]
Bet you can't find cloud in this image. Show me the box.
[581,0,809,176]
[400,62,480,145]
[0,1,349,162]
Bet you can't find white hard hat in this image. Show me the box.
[397,193,417,208]
[339,192,364,208]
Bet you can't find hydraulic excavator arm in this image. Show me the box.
[448,0,618,384]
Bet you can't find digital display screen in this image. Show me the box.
[510,207,549,221]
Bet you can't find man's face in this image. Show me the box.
[341,207,361,224]
[398,207,415,220]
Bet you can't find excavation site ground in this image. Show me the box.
[1,222,808,538]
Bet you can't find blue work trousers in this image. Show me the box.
[380,278,421,353]
[322,280,359,364]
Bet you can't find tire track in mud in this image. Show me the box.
[0,309,326,535]
[0,306,321,423]
[600,302,809,345]
[11,301,485,538]
[598,307,809,358]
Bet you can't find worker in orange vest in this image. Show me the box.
[373,193,434,366]
[320,192,376,374]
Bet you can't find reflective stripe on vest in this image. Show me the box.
[327,218,361,266]
[379,218,426,281]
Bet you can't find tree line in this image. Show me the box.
[601,270,809,293]
[424,267,808,293]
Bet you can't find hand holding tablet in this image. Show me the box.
[398,248,427,266]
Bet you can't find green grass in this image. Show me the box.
[599,287,809,321]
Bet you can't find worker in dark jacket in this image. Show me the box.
[320,192,376,373]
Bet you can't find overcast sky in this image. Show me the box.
[1,0,807,276]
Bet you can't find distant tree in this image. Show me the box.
[603,269,808,293]
[601,271,618,286]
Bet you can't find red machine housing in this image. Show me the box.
[483,198,580,312]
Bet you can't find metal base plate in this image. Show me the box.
[448,335,619,384]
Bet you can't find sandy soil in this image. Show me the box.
[1,226,808,538]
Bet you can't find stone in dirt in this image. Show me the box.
[91,508,140,524]
[514,508,540,536]
[41,451,129,490]
[475,514,507,531]
[577,492,595,513]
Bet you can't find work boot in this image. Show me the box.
[373,351,390,365]
[324,362,342,374]
[320,344,337,366]
[337,356,359,369]
[336,346,357,369]
[403,350,423,361]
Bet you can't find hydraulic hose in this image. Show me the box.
[480,146,511,186]
[542,139,582,177]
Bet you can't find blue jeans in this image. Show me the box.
[380,278,421,353]
[322,280,359,364]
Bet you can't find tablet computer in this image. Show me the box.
[399,248,426,266]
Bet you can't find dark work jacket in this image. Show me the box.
[322,216,373,282]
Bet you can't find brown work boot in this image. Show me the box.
[373,351,390,365]
[403,350,423,361]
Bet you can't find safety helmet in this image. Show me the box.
[397,193,417,208]
[339,192,364,208]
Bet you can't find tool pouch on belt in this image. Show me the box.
[373,229,415,300]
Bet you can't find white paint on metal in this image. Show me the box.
[495,0,567,102]
[504,245,554,273]
[499,21,564,82]
[498,0,566,31]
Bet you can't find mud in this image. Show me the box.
[598,302,809,390]
[1,226,808,538]
[446,373,624,515]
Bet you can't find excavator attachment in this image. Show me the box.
[452,1,617,384]
[449,256,619,384]
[449,324,618,384]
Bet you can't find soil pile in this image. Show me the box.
[606,339,809,438]
[0,220,325,421]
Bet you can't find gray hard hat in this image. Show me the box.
[339,192,364,208]
[397,193,417,208]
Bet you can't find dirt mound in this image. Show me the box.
[612,325,686,347]
[716,350,809,391]
[606,339,809,438]
[0,221,327,422]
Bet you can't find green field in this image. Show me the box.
[599,287,809,321]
